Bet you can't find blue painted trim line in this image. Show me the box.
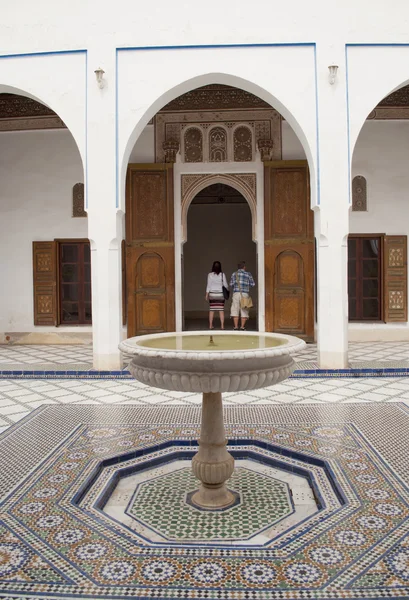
[313,45,320,205]
[0,49,87,59]
[345,44,351,205]
[0,367,409,379]
[346,43,409,48]
[117,42,315,52]
[85,51,89,210]
[115,49,119,208]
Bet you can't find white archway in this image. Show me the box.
[0,75,86,171]
[0,84,87,342]
[119,71,317,211]
[350,78,409,162]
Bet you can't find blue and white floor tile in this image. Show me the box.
[2,403,409,598]
[0,373,409,432]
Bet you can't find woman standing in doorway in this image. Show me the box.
[205,261,229,330]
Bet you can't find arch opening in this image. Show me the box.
[0,90,88,342]
[122,74,315,210]
[124,80,314,338]
[348,81,409,341]
[183,184,257,331]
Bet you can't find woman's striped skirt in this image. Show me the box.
[208,291,225,311]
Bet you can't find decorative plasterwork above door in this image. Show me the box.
[181,173,257,243]
[155,109,281,163]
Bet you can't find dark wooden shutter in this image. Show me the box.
[383,235,407,322]
[33,241,57,325]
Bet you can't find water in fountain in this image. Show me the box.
[138,334,287,351]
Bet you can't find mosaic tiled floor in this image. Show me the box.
[3,342,409,371]
[2,375,409,433]
[2,403,409,599]
[0,345,93,367]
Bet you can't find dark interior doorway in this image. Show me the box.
[183,183,257,331]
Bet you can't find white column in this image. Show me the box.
[315,47,350,369]
[316,210,349,368]
[87,49,123,370]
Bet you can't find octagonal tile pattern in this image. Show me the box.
[2,404,409,599]
[101,461,311,543]
[128,466,293,541]
[82,441,341,548]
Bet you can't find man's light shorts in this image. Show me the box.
[230,291,250,318]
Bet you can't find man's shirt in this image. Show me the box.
[230,269,255,293]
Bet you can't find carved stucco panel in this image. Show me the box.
[73,183,87,218]
[352,176,367,212]
[209,127,227,162]
[156,109,281,162]
[181,173,257,243]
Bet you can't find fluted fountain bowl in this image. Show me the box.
[119,331,305,394]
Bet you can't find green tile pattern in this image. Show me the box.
[127,467,293,540]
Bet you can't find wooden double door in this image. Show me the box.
[125,161,314,340]
[264,161,314,341]
[125,164,175,337]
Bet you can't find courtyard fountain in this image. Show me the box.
[119,331,305,510]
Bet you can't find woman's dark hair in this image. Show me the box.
[211,261,222,275]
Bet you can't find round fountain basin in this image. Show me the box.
[120,331,305,394]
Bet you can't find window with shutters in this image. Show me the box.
[348,234,407,322]
[348,236,382,321]
[59,241,92,324]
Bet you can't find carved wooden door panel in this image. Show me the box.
[126,164,175,337]
[32,241,57,326]
[272,248,309,334]
[264,161,314,341]
[127,250,169,334]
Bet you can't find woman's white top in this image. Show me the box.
[206,272,228,293]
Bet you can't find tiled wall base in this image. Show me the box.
[2,367,409,379]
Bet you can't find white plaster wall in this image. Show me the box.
[183,203,257,314]
[128,125,154,163]
[349,120,409,339]
[282,121,307,160]
[0,129,87,334]
[4,1,409,68]
[350,120,409,236]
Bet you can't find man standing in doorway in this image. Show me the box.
[230,261,256,330]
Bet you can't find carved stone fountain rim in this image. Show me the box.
[120,331,305,394]
[120,331,305,361]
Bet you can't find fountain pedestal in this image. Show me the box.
[191,392,235,509]
[119,331,305,512]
